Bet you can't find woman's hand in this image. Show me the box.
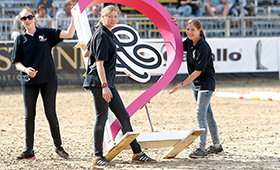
[84,49,89,58]
[25,67,38,78]
[102,87,113,103]
[172,17,179,26]
[169,83,183,94]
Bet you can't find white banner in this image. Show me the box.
[209,38,279,73]
[142,37,279,74]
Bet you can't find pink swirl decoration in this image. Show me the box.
[76,0,183,138]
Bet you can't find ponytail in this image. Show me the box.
[200,29,206,40]
[95,19,102,28]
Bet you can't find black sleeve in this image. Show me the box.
[49,28,63,47]
[11,35,23,64]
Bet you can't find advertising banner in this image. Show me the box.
[146,37,279,74]
[1,37,279,86]
[0,42,85,86]
[209,38,279,73]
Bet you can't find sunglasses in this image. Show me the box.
[20,15,34,21]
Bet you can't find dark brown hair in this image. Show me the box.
[187,19,206,40]
[36,4,47,14]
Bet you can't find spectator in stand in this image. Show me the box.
[55,0,77,39]
[56,1,71,30]
[228,0,248,16]
[204,0,229,17]
[35,5,52,28]
[87,5,101,33]
[36,0,55,18]
[11,15,23,41]
[176,0,202,17]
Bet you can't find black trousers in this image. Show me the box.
[21,80,62,150]
[90,87,142,157]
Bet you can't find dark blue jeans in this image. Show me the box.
[21,80,62,150]
[90,87,142,157]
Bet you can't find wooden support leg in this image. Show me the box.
[162,128,205,159]
[104,132,140,161]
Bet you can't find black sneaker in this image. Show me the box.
[93,157,115,166]
[17,150,36,160]
[132,152,157,163]
[189,148,208,158]
[206,145,223,155]
[55,146,69,159]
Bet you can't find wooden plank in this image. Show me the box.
[162,129,205,159]
[104,132,140,161]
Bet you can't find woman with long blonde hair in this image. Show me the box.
[83,5,156,166]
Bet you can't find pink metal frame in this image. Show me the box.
[75,0,183,138]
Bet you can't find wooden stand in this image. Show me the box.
[105,132,140,161]
[98,101,205,160]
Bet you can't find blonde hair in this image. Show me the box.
[95,5,118,28]
[19,6,35,19]
[187,19,206,40]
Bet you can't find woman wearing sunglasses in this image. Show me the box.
[11,6,75,160]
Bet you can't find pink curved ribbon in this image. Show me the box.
[76,0,183,138]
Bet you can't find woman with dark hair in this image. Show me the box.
[83,5,156,166]
[170,19,223,158]
[11,6,75,160]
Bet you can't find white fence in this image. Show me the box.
[1,16,280,42]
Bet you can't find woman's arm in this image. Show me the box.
[15,62,38,78]
[59,20,75,38]
[169,70,201,94]
[96,61,113,103]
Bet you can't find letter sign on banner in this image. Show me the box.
[72,0,183,138]
[112,24,164,83]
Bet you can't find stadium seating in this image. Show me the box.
[0,0,280,41]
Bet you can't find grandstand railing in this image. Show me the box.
[1,16,280,42]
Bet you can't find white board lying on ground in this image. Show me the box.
[104,132,140,162]
[90,98,205,159]
[114,128,205,159]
